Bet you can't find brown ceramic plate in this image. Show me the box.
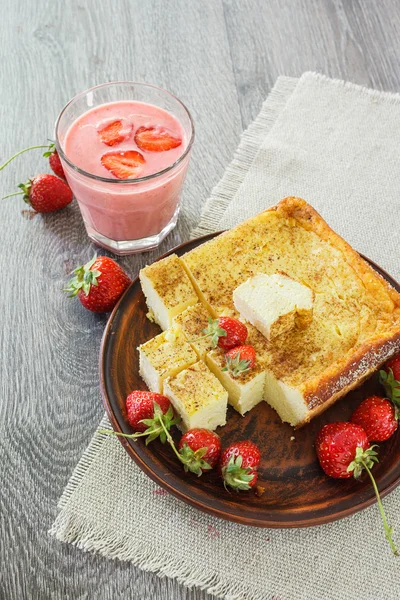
[100,233,400,528]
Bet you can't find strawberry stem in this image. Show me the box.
[98,428,160,441]
[2,191,24,199]
[361,460,398,556]
[0,145,49,171]
[156,414,185,463]
[188,318,227,348]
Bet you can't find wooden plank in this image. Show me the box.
[223,0,400,127]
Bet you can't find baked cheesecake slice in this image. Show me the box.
[138,329,197,393]
[164,361,228,431]
[139,254,198,330]
[205,349,266,416]
[205,324,268,416]
[172,303,214,359]
[233,272,314,340]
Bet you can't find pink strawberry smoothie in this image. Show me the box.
[62,101,189,244]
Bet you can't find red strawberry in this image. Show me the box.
[380,355,400,407]
[316,422,370,479]
[99,391,177,446]
[126,391,172,432]
[316,421,398,555]
[223,345,256,377]
[178,429,221,476]
[101,150,145,179]
[42,142,66,179]
[65,255,131,312]
[219,440,261,490]
[135,126,182,152]
[386,355,400,381]
[351,396,398,442]
[97,119,132,147]
[48,150,65,179]
[6,174,73,213]
[193,317,248,351]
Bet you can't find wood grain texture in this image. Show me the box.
[1,0,400,598]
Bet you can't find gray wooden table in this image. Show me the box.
[1,1,400,598]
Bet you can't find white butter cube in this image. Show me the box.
[164,361,228,431]
[139,254,198,331]
[233,273,314,340]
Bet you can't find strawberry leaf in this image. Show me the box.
[379,369,400,407]
[222,352,251,378]
[222,453,255,490]
[64,255,101,297]
[179,443,212,477]
[189,318,226,347]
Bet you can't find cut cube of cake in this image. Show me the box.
[205,349,266,416]
[172,303,214,359]
[233,272,314,340]
[139,254,198,330]
[138,329,197,393]
[163,361,228,431]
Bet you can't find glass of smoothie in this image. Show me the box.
[55,82,194,254]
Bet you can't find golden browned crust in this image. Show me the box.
[296,330,400,427]
[269,197,400,313]
[271,197,400,421]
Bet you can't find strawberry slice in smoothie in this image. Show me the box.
[101,150,145,179]
[97,118,133,146]
[135,125,182,152]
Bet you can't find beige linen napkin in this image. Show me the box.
[50,73,400,600]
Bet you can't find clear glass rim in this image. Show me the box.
[54,81,195,184]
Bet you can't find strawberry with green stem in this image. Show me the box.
[190,316,248,351]
[99,392,178,446]
[222,345,256,377]
[178,429,221,476]
[3,173,72,213]
[156,418,221,477]
[219,440,261,490]
[65,255,131,313]
[316,421,398,555]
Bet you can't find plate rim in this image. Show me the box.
[99,232,400,528]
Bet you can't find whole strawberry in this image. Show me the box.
[100,391,177,446]
[380,354,400,407]
[223,345,256,377]
[316,422,371,479]
[3,174,73,213]
[178,429,221,476]
[44,143,66,179]
[192,316,248,351]
[351,396,398,442]
[126,391,172,432]
[316,421,398,555]
[65,256,131,312]
[219,440,261,490]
